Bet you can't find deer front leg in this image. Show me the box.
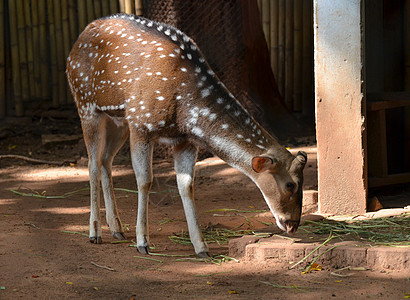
[130,136,153,254]
[174,142,209,257]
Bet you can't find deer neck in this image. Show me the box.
[179,83,291,177]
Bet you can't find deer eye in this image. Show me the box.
[286,182,296,191]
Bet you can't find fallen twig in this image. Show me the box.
[91,261,115,272]
[0,154,71,165]
[289,232,335,270]
[133,256,163,263]
[303,244,340,273]
[24,222,40,229]
[10,188,90,199]
[259,281,310,292]
[61,230,88,237]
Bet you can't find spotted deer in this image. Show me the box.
[66,14,307,257]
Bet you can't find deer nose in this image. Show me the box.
[284,220,300,234]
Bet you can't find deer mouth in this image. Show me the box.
[284,220,300,234]
[275,217,300,234]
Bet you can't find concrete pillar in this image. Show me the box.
[314,0,367,214]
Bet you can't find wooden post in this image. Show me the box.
[285,0,294,109]
[0,0,5,118]
[270,0,278,80]
[86,0,95,23]
[302,0,313,116]
[47,0,59,107]
[68,0,78,45]
[78,0,87,32]
[124,0,133,14]
[24,0,35,99]
[54,0,66,105]
[94,0,102,17]
[135,0,143,15]
[404,0,410,90]
[38,0,49,99]
[257,0,262,16]
[102,0,111,16]
[31,0,41,98]
[293,0,303,111]
[16,0,30,102]
[62,0,72,103]
[261,0,270,46]
[8,0,23,116]
[109,0,119,14]
[119,0,125,13]
[278,0,285,97]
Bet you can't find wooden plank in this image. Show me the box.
[31,0,41,98]
[86,0,95,23]
[261,0,270,46]
[54,0,66,105]
[367,110,388,178]
[94,0,102,17]
[77,0,87,32]
[8,0,23,116]
[102,0,111,16]
[368,173,410,188]
[119,0,125,13]
[405,0,410,90]
[68,0,78,44]
[278,0,285,96]
[285,0,294,109]
[16,0,30,102]
[38,0,49,99]
[368,100,410,111]
[293,0,303,111]
[62,0,71,103]
[24,0,35,98]
[135,0,143,15]
[302,0,313,116]
[124,0,133,14]
[47,0,59,107]
[367,92,410,111]
[270,0,278,79]
[364,0,384,93]
[0,0,5,118]
[109,0,119,14]
[367,91,410,101]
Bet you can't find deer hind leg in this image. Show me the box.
[81,114,105,244]
[100,115,129,240]
[173,142,209,257]
[130,131,153,254]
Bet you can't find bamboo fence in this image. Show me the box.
[0,0,143,118]
[0,0,313,118]
[258,0,313,115]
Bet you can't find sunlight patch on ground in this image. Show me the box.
[31,206,90,215]
[0,199,19,206]
[61,224,89,232]
[1,166,135,182]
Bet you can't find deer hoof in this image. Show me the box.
[113,232,127,240]
[137,246,149,255]
[89,236,102,244]
[197,251,210,258]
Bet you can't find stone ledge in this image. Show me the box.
[229,235,410,270]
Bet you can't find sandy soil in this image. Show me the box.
[0,115,408,299]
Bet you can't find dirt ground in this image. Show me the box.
[0,113,409,299]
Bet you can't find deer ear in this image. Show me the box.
[252,156,277,173]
